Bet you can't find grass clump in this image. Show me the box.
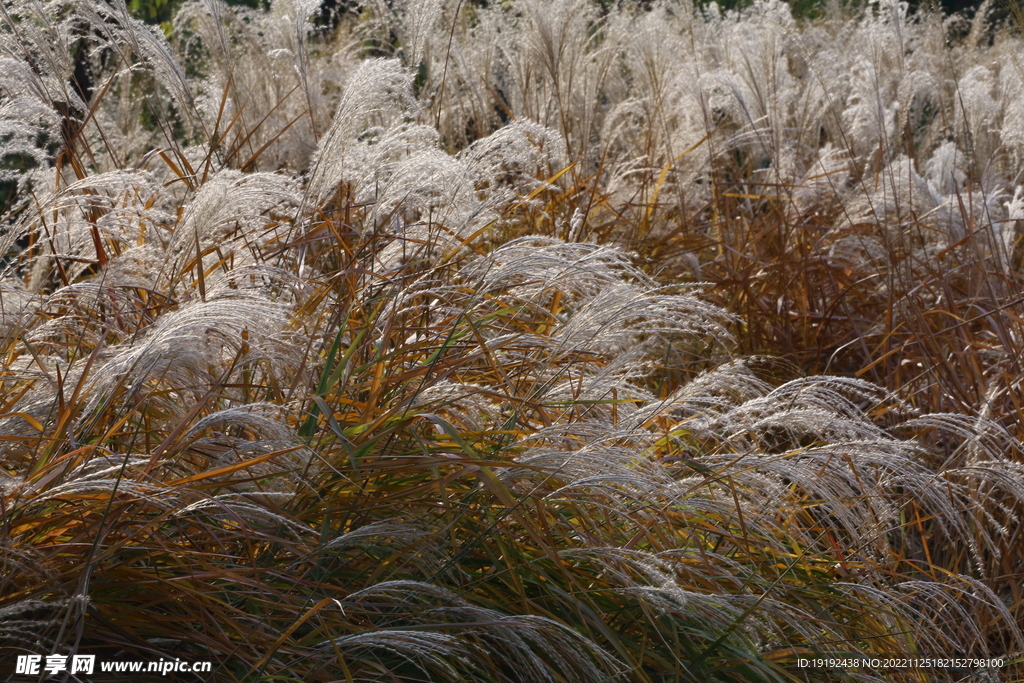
[2,0,1024,681]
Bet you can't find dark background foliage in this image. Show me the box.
[126,0,994,25]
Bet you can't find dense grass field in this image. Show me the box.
[3,0,1024,680]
